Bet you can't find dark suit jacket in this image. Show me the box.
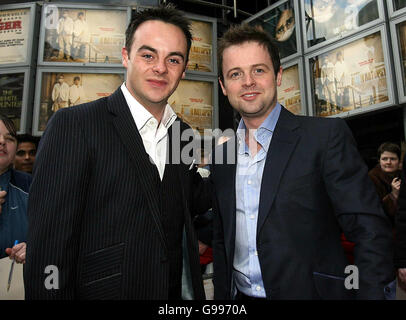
[395,157,406,269]
[211,107,395,300]
[24,88,210,300]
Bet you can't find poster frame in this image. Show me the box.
[388,0,406,18]
[32,66,126,136]
[301,0,385,54]
[304,24,395,118]
[0,67,34,134]
[243,0,302,64]
[280,57,307,116]
[182,12,217,77]
[37,2,131,68]
[390,14,406,104]
[0,2,39,67]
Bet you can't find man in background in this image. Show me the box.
[57,10,74,61]
[72,12,89,61]
[14,134,38,174]
[51,74,69,112]
[69,76,86,106]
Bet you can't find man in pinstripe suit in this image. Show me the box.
[24,5,210,300]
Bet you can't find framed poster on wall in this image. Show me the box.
[38,3,130,67]
[244,0,301,62]
[302,0,384,52]
[305,25,394,118]
[33,68,125,135]
[185,13,217,76]
[0,2,38,67]
[0,68,33,133]
[168,75,218,137]
[278,58,306,115]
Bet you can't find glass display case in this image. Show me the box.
[305,25,394,118]
[33,68,125,135]
[38,3,130,67]
[302,0,384,52]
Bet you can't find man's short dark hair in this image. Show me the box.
[125,4,192,63]
[17,133,39,149]
[218,24,281,81]
[73,76,80,82]
[377,142,401,160]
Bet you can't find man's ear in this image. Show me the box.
[276,66,283,87]
[219,77,227,96]
[122,47,129,68]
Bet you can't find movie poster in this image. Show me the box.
[278,64,302,115]
[0,8,31,64]
[0,72,24,131]
[42,5,127,64]
[168,80,213,136]
[311,31,388,117]
[187,20,213,72]
[37,72,123,131]
[304,0,379,48]
[248,0,296,59]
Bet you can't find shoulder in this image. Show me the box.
[280,108,348,134]
[51,96,109,122]
[10,169,32,193]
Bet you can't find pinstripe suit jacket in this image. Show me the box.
[24,88,209,300]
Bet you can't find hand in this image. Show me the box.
[398,268,406,292]
[198,240,209,255]
[391,177,401,199]
[0,190,6,214]
[5,242,26,264]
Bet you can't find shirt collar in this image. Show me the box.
[120,83,177,132]
[236,102,282,154]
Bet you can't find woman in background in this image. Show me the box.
[368,142,402,225]
[0,115,32,264]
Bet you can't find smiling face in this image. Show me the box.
[0,120,17,175]
[122,20,187,113]
[219,41,282,128]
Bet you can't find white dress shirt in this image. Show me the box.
[120,83,177,180]
[233,103,281,298]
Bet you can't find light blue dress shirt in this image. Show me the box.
[233,103,281,298]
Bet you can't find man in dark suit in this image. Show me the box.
[211,24,395,300]
[24,5,210,300]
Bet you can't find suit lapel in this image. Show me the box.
[107,89,168,251]
[215,138,237,261]
[257,108,300,236]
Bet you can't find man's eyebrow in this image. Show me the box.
[137,45,157,54]
[168,51,185,60]
[137,45,185,60]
